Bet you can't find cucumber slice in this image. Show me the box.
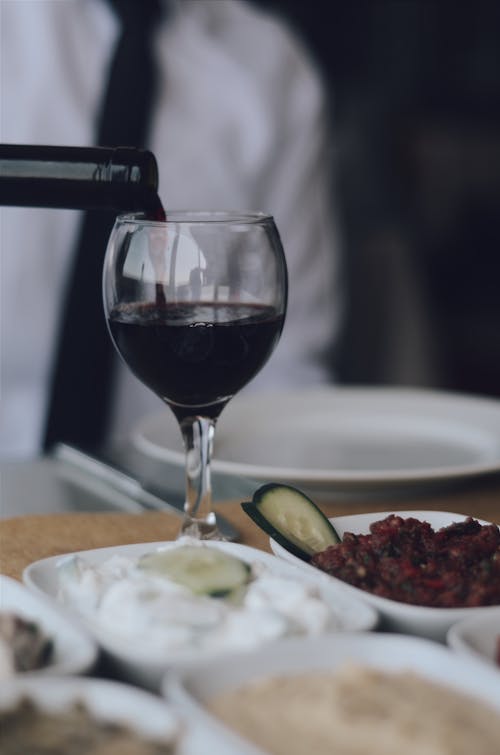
[138,545,251,598]
[242,483,340,561]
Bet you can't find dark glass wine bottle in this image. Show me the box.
[0,144,163,215]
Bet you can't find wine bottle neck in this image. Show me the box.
[0,144,159,211]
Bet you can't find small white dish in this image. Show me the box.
[0,675,179,749]
[23,539,377,691]
[163,632,500,755]
[270,510,500,641]
[0,673,245,755]
[447,607,500,671]
[0,574,97,676]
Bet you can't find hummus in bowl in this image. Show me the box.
[164,633,500,755]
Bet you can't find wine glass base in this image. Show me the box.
[178,515,227,541]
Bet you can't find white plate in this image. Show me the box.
[132,387,500,496]
[270,510,500,642]
[0,575,97,677]
[23,540,377,691]
[163,633,500,755]
[447,607,500,671]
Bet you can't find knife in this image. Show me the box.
[52,443,239,541]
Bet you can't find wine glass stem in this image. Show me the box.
[179,416,219,538]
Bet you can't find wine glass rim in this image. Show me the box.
[116,210,274,225]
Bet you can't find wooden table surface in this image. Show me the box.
[1,473,499,581]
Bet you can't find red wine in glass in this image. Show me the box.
[108,301,284,421]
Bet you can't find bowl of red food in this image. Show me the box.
[242,485,500,641]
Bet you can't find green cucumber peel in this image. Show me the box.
[242,483,340,561]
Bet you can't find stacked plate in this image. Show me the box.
[132,387,500,497]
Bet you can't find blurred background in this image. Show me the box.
[3,0,500,464]
[255,0,500,399]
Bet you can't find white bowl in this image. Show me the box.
[270,510,500,641]
[23,539,377,691]
[447,607,500,671]
[0,672,249,755]
[0,675,179,749]
[163,632,500,755]
[0,574,97,676]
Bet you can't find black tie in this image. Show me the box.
[43,0,163,452]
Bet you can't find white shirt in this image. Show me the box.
[0,0,341,459]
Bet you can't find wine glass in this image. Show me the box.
[103,211,287,539]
